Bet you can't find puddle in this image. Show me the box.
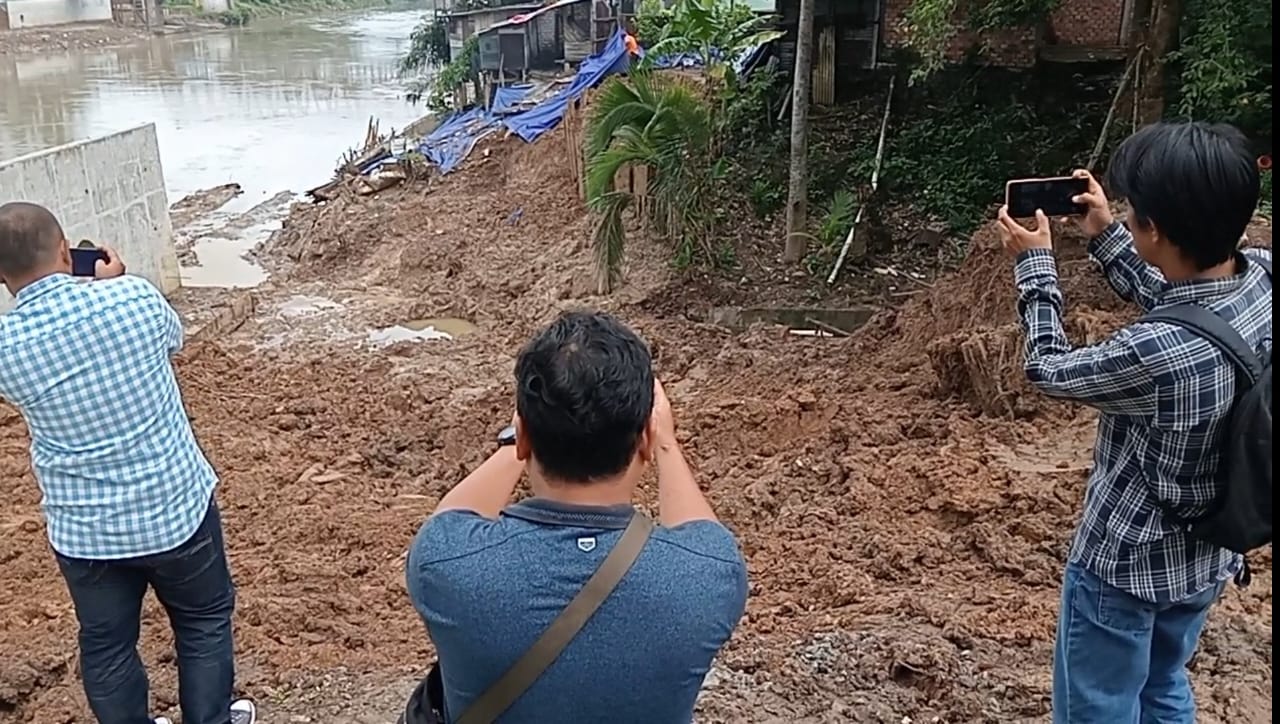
[367,325,453,347]
[278,295,344,317]
[179,208,286,289]
[400,318,479,337]
[366,318,477,348]
[180,237,270,288]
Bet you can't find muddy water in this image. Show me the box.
[0,6,429,285]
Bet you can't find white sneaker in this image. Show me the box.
[231,699,257,724]
[154,719,173,724]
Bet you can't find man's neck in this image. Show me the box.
[1162,255,1239,284]
[3,268,63,298]
[530,476,635,507]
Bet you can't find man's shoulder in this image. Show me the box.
[650,519,747,569]
[89,275,165,306]
[409,509,538,568]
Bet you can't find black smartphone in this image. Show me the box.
[1005,176,1089,218]
[70,247,110,277]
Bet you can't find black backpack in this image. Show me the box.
[1139,257,1272,559]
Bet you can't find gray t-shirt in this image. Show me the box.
[406,497,749,723]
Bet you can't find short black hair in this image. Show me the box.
[1106,122,1259,270]
[515,310,654,483]
[0,202,64,278]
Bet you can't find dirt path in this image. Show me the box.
[1,130,1272,722]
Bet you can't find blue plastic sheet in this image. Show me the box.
[418,107,498,174]
[491,83,534,114]
[503,29,630,143]
[412,29,630,174]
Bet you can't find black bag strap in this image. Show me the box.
[1138,255,1272,384]
[1141,305,1264,383]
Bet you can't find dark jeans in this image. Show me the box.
[55,502,236,724]
[1052,562,1224,724]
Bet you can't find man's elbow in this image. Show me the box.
[1024,359,1074,400]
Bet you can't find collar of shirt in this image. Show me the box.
[1156,252,1255,306]
[14,273,75,306]
[503,497,636,529]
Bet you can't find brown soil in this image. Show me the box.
[0,22,149,56]
[0,126,1272,723]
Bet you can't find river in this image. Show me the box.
[1,6,430,284]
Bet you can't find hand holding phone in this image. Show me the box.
[1005,176,1089,218]
[71,243,126,279]
[1068,169,1115,238]
[70,247,110,277]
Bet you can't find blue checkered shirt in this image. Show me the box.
[1014,223,1272,604]
[0,274,216,560]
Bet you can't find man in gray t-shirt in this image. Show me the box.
[406,311,749,723]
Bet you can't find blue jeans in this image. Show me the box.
[55,502,236,724]
[1052,562,1223,724]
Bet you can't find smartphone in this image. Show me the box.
[1005,176,1089,218]
[70,247,110,277]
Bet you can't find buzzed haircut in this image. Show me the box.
[0,202,65,278]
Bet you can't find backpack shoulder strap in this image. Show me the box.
[1140,304,1264,383]
[455,512,655,724]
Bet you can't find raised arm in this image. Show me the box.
[1087,222,1167,312]
[1014,248,1157,416]
[651,379,717,527]
[1071,169,1166,312]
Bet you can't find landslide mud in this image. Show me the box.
[1,128,1271,723]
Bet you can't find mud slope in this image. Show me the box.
[1,129,1271,723]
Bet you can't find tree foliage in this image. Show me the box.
[400,15,451,75]
[584,73,724,292]
[637,0,783,72]
[1173,0,1271,134]
[405,35,479,110]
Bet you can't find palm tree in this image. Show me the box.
[584,72,718,292]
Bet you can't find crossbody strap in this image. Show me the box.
[454,512,655,724]
[1137,255,1272,384]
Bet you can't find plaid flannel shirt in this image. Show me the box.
[0,274,216,560]
[1014,222,1272,604]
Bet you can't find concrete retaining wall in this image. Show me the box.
[1,123,179,313]
[2,0,111,28]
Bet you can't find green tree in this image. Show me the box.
[584,73,721,292]
[1173,0,1271,133]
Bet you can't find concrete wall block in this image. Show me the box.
[1,124,180,313]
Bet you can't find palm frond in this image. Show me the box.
[592,192,632,293]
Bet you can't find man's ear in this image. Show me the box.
[514,416,531,463]
[637,416,658,465]
[57,238,72,266]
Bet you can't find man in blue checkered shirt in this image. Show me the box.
[0,202,255,724]
[997,123,1272,724]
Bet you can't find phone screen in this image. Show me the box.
[1006,177,1089,218]
[70,248,109,277]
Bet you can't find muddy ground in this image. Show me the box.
[0,22,150,56]
[0,122,1273,723]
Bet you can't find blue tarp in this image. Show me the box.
[412,33,627,173]
[418,107,499,174]
[491,83,534,114]
[503,29,630,143]
[650,43,771,76]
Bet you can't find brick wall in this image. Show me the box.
[881,0,1129,68]
[1046,0,1127,46]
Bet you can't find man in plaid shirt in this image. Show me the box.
[997,123,1272,724]
[0,203,255,724]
